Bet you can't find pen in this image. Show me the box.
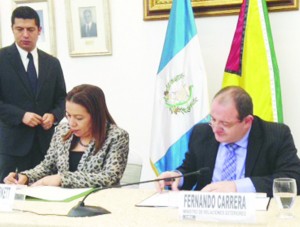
[164,177,175,182]
[15,168,19,181]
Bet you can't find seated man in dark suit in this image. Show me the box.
[156,86,300,197]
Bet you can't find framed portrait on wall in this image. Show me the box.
[144,0,299,20]
[13,0,56,56]
[65,0,112,57]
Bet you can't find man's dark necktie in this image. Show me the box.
[27,52,38,93]
[221,143,239,181]
[86,25,90,36]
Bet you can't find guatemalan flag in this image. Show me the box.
[150,0,210,175]
[223,0,283,122]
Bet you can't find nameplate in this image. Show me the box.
[0,184,16,212]
[179,192,256,223]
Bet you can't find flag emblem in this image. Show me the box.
[163,73,197,115]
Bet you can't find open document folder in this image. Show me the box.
[17,186,93,202]
[136,191,270,211]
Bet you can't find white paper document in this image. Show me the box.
[136,191,179,207]
[255,193,271,211]
[17,186,93,202]
[136,191,270,211]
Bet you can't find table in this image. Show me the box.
[1,188,300,227]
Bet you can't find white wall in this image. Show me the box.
[1,0,300,185]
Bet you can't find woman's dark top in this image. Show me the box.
[69,151,84,172]
[69,136,85,172]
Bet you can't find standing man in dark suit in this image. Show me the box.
[156,86,300,197]
[0,6,66,182]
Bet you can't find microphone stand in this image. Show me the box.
[67,167,210,217]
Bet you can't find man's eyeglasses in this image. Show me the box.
[209,117,242,129]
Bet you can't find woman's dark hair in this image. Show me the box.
[63,84,115,151]
[11,6,40,28]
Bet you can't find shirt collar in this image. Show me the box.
[15,43,38,60]
[220,126,251,149]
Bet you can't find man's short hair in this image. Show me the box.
[11,6,40,28]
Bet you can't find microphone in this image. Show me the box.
[67,167,210,217]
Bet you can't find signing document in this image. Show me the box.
[17,186,93,202]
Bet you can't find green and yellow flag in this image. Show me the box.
[223,0,283,122]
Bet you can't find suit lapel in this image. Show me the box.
[7,44,34,97]
[24,49,58,98]
[245,117,263,176]
[204,136,219,180]
[36,50,48,97]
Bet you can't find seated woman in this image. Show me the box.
[4,84,129,188]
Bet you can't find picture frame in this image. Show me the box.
[13,0,56,56]
[144,0,299,20]
[65,0,112,57]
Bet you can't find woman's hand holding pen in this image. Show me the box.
[4,172,61,186]
[3,172,28,185]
